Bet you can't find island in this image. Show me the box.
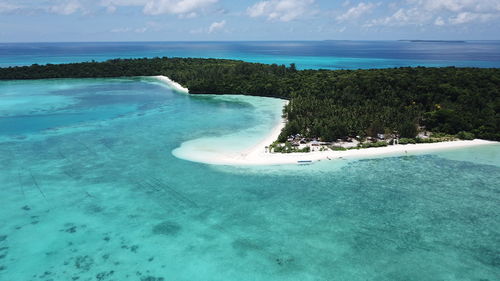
[1,57,498,164]
[398,40,467,43]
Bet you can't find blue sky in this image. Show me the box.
[1,0,499,42]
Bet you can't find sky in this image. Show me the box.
[0,0,499,42]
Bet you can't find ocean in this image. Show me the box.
[0,42,499,280]
[2,40,500,69]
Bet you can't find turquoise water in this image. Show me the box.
[1,79,499,280]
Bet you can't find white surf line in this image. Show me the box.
[152,75,189,94]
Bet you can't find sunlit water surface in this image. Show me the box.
[0,79,499,281]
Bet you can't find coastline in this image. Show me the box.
[153,75,498,166]
[248,138,497,166]
[177,132,497,166]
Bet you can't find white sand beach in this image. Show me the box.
[242,137,497,166]
[175,118,497,166]
[156,75,498,166]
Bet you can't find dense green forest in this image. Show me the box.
[1,57,499,141]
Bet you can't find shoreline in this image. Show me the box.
[255,138,497,166]
[178,136,497,166]
[153,75,498,166]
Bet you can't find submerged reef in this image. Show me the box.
[152,221,181,236]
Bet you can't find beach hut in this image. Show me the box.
[311,140,320,146]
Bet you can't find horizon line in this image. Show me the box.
[2,39,500,44]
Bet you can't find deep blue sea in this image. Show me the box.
[0,42,499,280]
[2,40,500,69]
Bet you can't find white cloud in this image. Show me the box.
[49,0,84,15]
[367,0,500,27]
[422,0,500,25]
[2,0,221,17]
[366,8,431,27]
[99,0,218,16]
[208,19,226,33]
[105,5,117,13]
[336,2,375,22]
[247,1,269,18]
[101,0,148,4]
[143,0,217,15]
[100,0,149,14]
[449,12,495,24]
[0,2,22,13]
[247,0,314,22]
[414,0,500,13]
[434,16,445,25]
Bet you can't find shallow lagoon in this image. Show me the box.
[0,78,499,280]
